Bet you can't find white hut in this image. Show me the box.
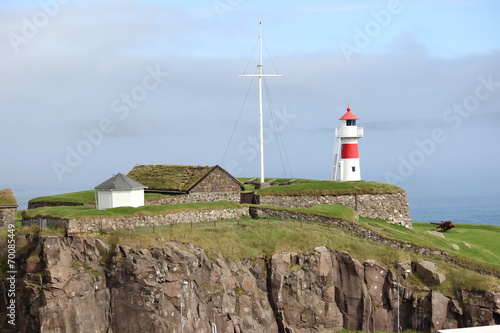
[94,173,147,209]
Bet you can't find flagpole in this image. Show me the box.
[239,22,283,185]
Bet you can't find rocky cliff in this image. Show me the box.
[3,235,499,333]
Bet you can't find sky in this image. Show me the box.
[1,0,500,220]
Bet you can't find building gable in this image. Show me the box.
[189,166,244,193]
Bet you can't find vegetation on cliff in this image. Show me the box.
[13,179,500,299]
[7,213,500,296]
[17,196,500,275]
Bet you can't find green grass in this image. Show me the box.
[254,204,359,223]
[85,217,500,295]
[307,204,359,221]
[29,190,96,205]
[248,179,404,196]
[7,209,500,294]
[28,190,176,206]
[12,184,500,296]
[19,199,500,273]
[93,217,401,262]
[28,179,403,206]
[360,218,500,270]
[127,164,213,191]
[23,201,242,219]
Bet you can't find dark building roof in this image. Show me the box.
[127,164,244,193]
[94,173,147,190]
[0,189,18,207]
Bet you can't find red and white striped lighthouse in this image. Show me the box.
[332,105,364,181]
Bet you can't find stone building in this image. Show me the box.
[127,164,244,204]
[0,188,18,227]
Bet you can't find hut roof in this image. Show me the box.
[127,164,243,193]
[95,173,147,190]
[0,189,18,207]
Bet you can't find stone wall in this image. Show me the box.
[191,167,242,193]
[28,201,94,209]
[258,192,412,228]
[145,192,241,205]
[0,208,16,227]
[22,217,69,230]
[23,207,249,234]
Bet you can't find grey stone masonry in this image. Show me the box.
[0,208,17,227]
[23,207,249,234]
[145,192,240,206]
[258,192,412,229]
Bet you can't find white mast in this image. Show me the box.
[240,22,282,184]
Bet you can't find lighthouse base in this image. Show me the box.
[339,159,361,181]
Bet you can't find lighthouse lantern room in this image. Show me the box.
[332,106,364,181]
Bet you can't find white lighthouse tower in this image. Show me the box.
[332,105,364,181]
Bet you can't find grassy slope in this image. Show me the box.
[28,190,168,205]
[82,217,500,294]
[240,178,404,195]
[258,204,359,222]
[5,206,500,295]
[28,190,96,205]
[23,201,241,219]
[28,180,402,205]
[21,188,500,272]
[18,181,500,295]
[360,218,500,270]
[16,201,500,269]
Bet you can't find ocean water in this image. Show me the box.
[405,181,500,226]
[408,192,500,225]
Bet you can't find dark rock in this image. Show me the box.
[417,260,446,286]
[6,236,500,333]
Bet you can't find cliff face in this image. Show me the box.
[5,235,500,333]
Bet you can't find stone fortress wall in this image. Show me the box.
[0,207,17,227]
[258,191,412,229]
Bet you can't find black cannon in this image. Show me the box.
[430,220,456,231]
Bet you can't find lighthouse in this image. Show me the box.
[332,105,364,181]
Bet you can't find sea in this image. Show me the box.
[404,180,500,226]
[12,181,500,226]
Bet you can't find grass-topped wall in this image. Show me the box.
[253,179,404,196]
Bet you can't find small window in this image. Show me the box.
[352,166,356,172]
[346,119,356,126]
